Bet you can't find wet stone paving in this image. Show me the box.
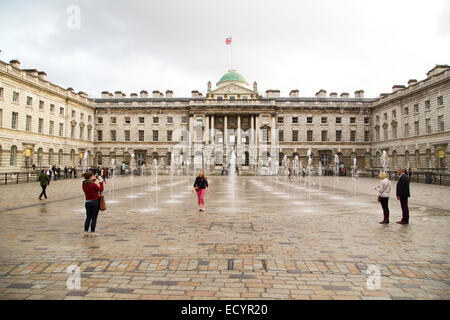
[0,174,449,300]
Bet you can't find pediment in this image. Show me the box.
[211,83,254,95]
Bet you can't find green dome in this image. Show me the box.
[217,70,247,84]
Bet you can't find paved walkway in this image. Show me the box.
[0,175,448,300]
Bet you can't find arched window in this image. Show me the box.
[37,148,43,167]
[279,152,284,166]
[215,151,223,165]
[405,151,410,168]
[70,149,75,165]
[48,149,53,165]
[58,149,63,165]
[167,152,172,166]
[10,145,17,166]
[97,152,102,166]
[415,150,420,169]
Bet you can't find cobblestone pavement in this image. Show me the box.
[0,175,449,300]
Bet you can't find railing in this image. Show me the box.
[0,171,80,185]
[362,169,450,186]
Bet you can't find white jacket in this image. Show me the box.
[376,178,391,198]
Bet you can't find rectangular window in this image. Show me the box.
[181,116,188,124]
[437,96,444,106]
[278,130,284,142]
[364,130,370,142]
[139,130,145,142]
[139,117,145,124]
[307,117,313,124]
[383,128,388,140]
[404,107,409,115]
[88,115,91,122]
[60,107,64,116]
[415,121,419,136]
[50,104,55,113]
[376,115,379,123]
[425,100,431,110]
[392,110,396,118]
[12,112,18,129]
[124,130,130,141]
[87,128,91,141]
[383,113,387,121]
[110,117,117,124]
[0,87,3,99]
[13,92,19,102]
[79,127,83,140]
[364,117,369,124]
[167,116,173,124]
[124,117,130,124]
[71,126,75,138]
[97,130,103,141]
[392,126,397,139]
[153,117,159,123]
[38,118,43,133]
[350,117,356,124]
[426,118,431,134]
[405,123,409,137]
[152,130,158,141]
[262,128,268,142]
[321,117,327,124]
[59,123,64,137]
[307,130,313,141]
[27,96,32,106]
[350,130,356,142]
[110,130,116,141]
[71,110,75,118]
[321,130,327,141]
[376,128,380,142]
[26,115,32,131]
[292,130,298,142]
[278,117,284,124]
[336,117,342,124]
[292,117,298,124]
[80,113,84,121]
[167,130,173,142]
[39,100,44,109]
[0,109,3,128]
[438,115,444,132]
[97,117,103,124]
[414,104,419,113]
[336,130,342,141]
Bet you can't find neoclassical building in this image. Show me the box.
[0,58,448,175]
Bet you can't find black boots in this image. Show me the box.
[379,212,389,224]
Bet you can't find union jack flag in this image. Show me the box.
[225,37,232,45]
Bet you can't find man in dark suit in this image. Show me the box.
[396,168,410,224]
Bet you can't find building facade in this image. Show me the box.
[0,59,448,174]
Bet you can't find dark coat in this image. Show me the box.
[396,173,410,198]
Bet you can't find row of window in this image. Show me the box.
[280,130,369,142]
[376,96,445,123]
[98,116,186,125]
[375,116,445,141]
[97,130,173,142]
[278,116,369,125]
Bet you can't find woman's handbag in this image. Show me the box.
[194,186,199,191]
[99,193,107,211]
[377,181,390,202]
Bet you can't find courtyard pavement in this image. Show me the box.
[0,174,449,300]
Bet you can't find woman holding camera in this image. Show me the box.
[82,171,104,237]
[374,172,391,224]
[192,170,208,211]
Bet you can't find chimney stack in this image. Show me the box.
[38,71,47,81]
[329,92,338,98]
[101,91,110,98]
[354,90,365,98]
[289,89,299,97]
[315,89,327,97]
[114,91,122,98]
[340,92,349,98]
[153,90,162,98]
[265,89,280,98]
[130,93,138,98]
[191,90,201,98]
[392,85,405,93]
[407,79,418,86]
[140,90,148,98]
[426,65,449,78]
[10,60,21,69]
[166,90,173,98]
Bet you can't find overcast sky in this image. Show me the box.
[1,0,449,98]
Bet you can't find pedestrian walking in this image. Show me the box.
[374,172,391,224]
[396,168,410,224]
[192,170,208,212]
[39,170,49,200]
[82,171,104,237]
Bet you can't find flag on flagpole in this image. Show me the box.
[225,37,232,45]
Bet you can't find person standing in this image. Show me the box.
[396,168,410,224]
[82,171,104,237]
[46,168,52,185]
[39,170,49,200]
[374,172,391,224]
[408,168,413,181]
[192,170,208,212]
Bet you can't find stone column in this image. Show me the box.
[224,115,228,165]
[255,115,260,164]
[189,115,194,167]
[205,115,210,146]
[210,114,215,145]
[237,115,242,166]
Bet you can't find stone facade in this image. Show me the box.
[0,59,448,174]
